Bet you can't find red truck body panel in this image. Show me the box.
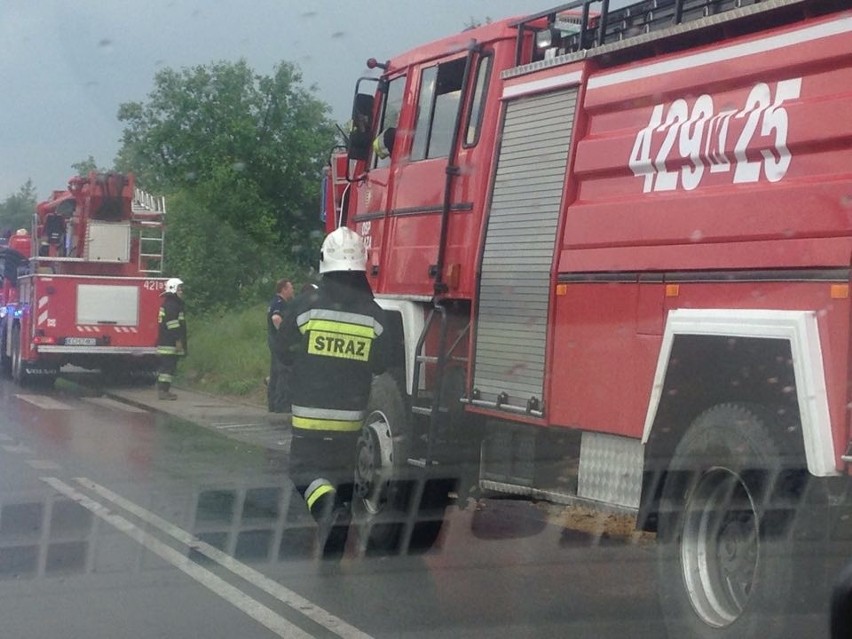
[340,0,852,472]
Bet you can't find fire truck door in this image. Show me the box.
[383,51,483,294]
[354,75,406,282]
[472,87,579,414]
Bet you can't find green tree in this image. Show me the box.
[0,180,38,234]
[116,59,335,247]
[115,59,335,309]
[71,155,109,176]
[464,16,492,29]
[163,189,307,313]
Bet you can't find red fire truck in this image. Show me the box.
[326,0,852,635]
[0,172,166,385]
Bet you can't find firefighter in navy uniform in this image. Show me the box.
[156,277,187,400]
[267,278,295,413]
[279,227,386,559]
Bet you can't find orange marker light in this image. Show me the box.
[831,284,849,299]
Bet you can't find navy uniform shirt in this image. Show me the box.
[267,294,289,352]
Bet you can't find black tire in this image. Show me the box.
[352,371,446,554]
[132,369,158,386]
[0,327,11,378]
[656,403,805,639]
[100,361,151,386]
[10,324,56,387]
[11,324,28,385]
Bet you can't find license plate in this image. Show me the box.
[64,337,97,346]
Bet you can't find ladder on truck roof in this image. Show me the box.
[131,187,166,275]
[512,0,825,67]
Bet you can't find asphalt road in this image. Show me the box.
[0,374,828,638]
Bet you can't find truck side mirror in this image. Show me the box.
[348,93,375,162]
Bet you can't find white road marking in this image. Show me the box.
[42,477,314,639]
[15,394,74,410]
[214,423,268,430]
[83,397,148,414]
[76,477,373,639]
[26,460,62,470]
[3,444,34,455]
[217,425,279,434]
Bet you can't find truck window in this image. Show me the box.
[464,53,492,146]
[411,58,466,161]
[373,75,405,169]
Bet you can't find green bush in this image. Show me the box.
[177,301,272,403]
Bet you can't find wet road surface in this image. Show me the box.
[0,376,827,638]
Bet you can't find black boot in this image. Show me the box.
[157,382,177,400]
[309,489,349,560]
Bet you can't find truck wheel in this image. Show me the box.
[0,329,11,378]
[11,324,28,385]
[10,325,55,387]
[352,371,446,554]
[656,403,802,639]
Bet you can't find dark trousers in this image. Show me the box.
[267,355,292,412]
[157,354,178,390]
[290,430,358,557]
[290,431,357,504]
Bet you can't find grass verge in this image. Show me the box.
[176,301,270,406]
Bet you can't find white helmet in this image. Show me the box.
[165,277,184,294]
[319,227,367,274]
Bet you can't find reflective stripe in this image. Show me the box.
[292,405,365,421]
[296,309,383,336]
[300,319,376,339]
[306,483,335,510]
[292,415,362,432]
[165,320,181,329]
[373,133,390,159]
[177,312,185,321]
[157,373,173,383]
[157,346,177,354]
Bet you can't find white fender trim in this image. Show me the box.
[373,297,427,397]
[642,309,838,477]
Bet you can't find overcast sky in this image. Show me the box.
[0,0,561,198]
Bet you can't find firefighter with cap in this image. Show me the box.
[278,227,386,558]
[156,277,187,400]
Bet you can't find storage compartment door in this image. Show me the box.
[76,284,139,326]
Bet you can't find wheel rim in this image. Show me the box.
[354,410,394,516]
[679,467,759,628]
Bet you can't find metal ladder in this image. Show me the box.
[408,303,471,468]
[388,303,470,554]
[131,187,166,275]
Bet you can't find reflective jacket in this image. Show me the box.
[279,272,386,434]
[157,293,187,355]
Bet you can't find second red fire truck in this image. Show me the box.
[0,172,167,385]
[326,0,852,636]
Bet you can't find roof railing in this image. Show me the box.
[130,187,166,216]
[513,0,805,66]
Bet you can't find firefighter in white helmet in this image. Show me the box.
[156,277,187,400]
[277,227,386,558]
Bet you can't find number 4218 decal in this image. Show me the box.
[629,78,802,193]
